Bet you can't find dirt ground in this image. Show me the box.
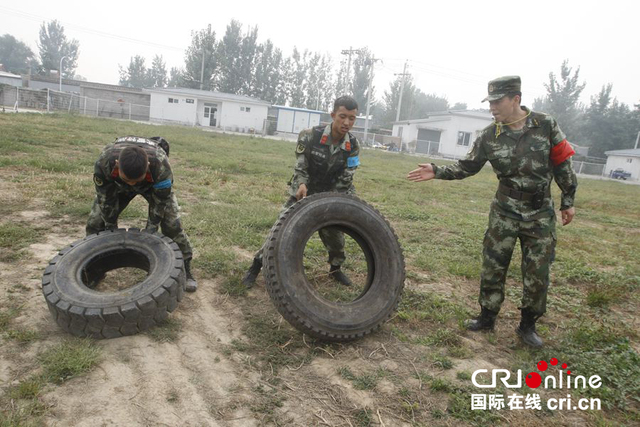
[0,174,619,427]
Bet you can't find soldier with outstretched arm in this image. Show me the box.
[407,76,578,347]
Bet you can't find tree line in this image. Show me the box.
[533,60,640,158]
[1,21,638,153]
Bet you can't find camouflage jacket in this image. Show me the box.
[289,124,360,196]
[433,107,578,221]
[92,136,173,228]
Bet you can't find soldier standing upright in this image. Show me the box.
[407,76,578,347]
[86,136,198,292]
[242,96,361,288]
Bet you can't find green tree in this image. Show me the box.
[304,52,321,110]
[317,54,335,112]
[451,102,468,110]
[167,67,184,88]
[118,55,148,88]
[238,25,258,95]
[579,84,640,158]
[184,24,217,90]
[381,75,449,128]
[411,91,449,118]
[534,60,586,139]
[274,56,292,106]
[216,20,243,93]
[334,59,348,99]
[147,55,167,88]
[0,34,38,74]
[252,40,284,103]
[289,47,308,108]
[351,48,374,114]
[37,20,79,78]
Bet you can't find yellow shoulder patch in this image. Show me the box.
[296,143,306,154]
[93,175,104,186]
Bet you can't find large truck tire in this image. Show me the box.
[263,193,405,342]
[41,228,186,338]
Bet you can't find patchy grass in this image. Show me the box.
[146,318,182,343]
[38,339,102,384]
[5,328,40,344]
[0,305,22,331]
[0,113,638,426]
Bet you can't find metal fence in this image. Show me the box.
[573,160,606,177]
[0,85,150,121]
[413,139,441,156]
[349,131,401,149]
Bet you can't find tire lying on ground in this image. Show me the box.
[263,193,405,342]
[41,228,186,338]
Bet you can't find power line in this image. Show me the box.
[0,6,185,52]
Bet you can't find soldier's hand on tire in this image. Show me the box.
[295,183,308,200]
[407,164,435,182]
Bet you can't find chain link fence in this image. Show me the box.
[0,85,150,121]
[573,160,606,177]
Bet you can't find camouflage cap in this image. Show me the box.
[482,76,521,102]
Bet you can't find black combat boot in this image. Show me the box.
[466,307,498,332]
[184,259,198,292]
[516,309,543,347]
[242,258,262,288]
[329,265,352,286]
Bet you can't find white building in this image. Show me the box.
[393,110,493,157]
[146,87,270,132]
[604,148,640,181]
[0,71,22,87]
[270,105,323,134]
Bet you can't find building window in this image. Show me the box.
[168,98,179,103]
[186,99,194,104]
[457,131,471,146]
[204,110,209,118]
[627,158,633,163]
[245,107,251,113]
[240,107,245,111]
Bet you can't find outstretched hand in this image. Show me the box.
[407,163,435,182]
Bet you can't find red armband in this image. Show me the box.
[550,139,575,166]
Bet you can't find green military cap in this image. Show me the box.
[482,75,521,102]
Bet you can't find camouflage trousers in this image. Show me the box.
[479,206,556,316]
[86,190,193,262]
[254,196,345,266]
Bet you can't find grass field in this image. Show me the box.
[0,112,638,426]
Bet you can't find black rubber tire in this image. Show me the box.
[263,193,405,342]
[41,228,186,339]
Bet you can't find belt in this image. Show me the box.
[498,182,550,202]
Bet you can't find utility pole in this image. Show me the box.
[59,56,68,92]
[635,131,640,149]
[364,56,381,145]
[341,47,361,94]
[395,60,409,123]
[200,46,206,91]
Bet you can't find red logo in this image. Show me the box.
[526,358,571,389]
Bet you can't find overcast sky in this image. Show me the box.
[1,1,638,111]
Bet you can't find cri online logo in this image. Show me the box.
[472,357,602,389]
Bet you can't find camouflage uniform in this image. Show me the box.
[255,124,360,266]
[433,108,577,317]
[86,136,193,262]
